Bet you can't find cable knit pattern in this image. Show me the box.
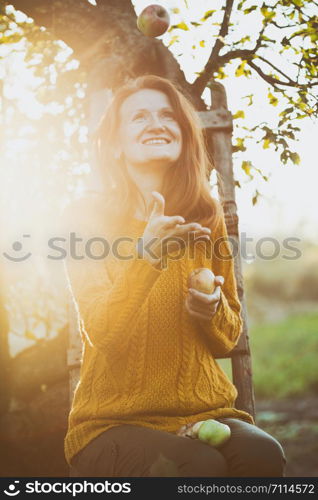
[63,194,255,467]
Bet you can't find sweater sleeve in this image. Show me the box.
[197,211,243,357]
[62,197,163,362]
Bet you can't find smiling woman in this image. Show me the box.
[118,88,182,171]
[64,75,286,478]
[93,75,220,226]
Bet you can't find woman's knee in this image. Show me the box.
[218,419,287,477]
[255,435,287,476]
[235,433,286,477]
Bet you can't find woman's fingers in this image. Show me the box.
[185,296,216,320]
[175,223,211,236]
[188,286,221,305]
[160,223,211,255]
[144,202,213,263]
[164,215,186,228]
[214,275,225,286]
[149,191,165,219]
[185,295,216,315]
[185,285,222,320]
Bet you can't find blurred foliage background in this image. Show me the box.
[219,239,318,400]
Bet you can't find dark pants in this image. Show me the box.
[69,418,287,477]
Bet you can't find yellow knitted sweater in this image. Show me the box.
[63,194,254,466]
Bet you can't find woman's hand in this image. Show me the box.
[185,276,225,321]
[138,191,211,267]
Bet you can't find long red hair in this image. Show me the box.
[93,75,222,229]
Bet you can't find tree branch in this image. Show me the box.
[271,20,298,29]
[192,14,267,97]
[256,55,295,84]
[217,48,256,66]
[291,3,310,22]
[10,0,104,55]
[191,18,317,95]
[247,59,316,88]
[216,22,266,66]
[192,0,234,96]
[9,0,199,105]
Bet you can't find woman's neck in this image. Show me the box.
[126,163,165,218]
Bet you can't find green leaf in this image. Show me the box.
[279,107,294,117]
[260,7,276,21]
[263,138,270,149]
[168,35,179,47]
[176,21,189,31]
[215,67,228,79]
[252,191,260,206]
[177,21,189,31]
[235,60,247,77]
[268,91,278,106]
[281,130,295,140]
[0,32,23,44]
[201,10,216,21]
[243,94,254,106]
[169,22,189,31]
[298,101,307,111]
[233,110,245,119]
[244,5,258,14]
[233,137,246,152]
[261,35,276,43]
[242,160,252,175]
[236,35,251,44]
[253,166,270,182]
[290,152,301,165]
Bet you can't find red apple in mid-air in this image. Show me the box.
[188,268,215,294]
[137,4,170,37]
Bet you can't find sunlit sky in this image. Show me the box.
[135,0,318,242]
[1,0,317,242]
[0,1,317,355]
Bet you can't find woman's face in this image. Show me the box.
[117,88,182,168]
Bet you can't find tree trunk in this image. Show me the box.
[11,0,200,104]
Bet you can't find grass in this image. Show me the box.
[249,312,318,398]
[217,312,318,399]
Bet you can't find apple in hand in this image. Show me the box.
[194,419,231,448]
[137,4,170,37]
[188,267,215,294]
